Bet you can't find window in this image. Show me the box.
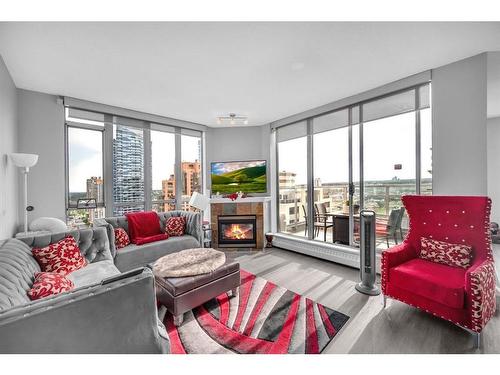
[277,121,308,238]
[112,123,145,215]
[275,83,431,250]
[180,131,202,211]
[151,126,176,212]
[313,110,349,242]
[66,111,105,228]
[65,108,204,224]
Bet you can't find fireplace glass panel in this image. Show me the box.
[221,223,255,240]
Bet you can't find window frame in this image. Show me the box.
[274,83,432,245]
[64,108,204,221]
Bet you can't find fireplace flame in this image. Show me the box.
[224,224,252,240]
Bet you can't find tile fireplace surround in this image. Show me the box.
[210,197,269,250]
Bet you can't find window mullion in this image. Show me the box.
[144,122,152,211]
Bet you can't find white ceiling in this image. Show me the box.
[1,22,500,127]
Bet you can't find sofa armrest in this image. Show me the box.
[381,242,416,294]
[0,268,165,353]
[181,211,203,246]
[93,221,117,258]
[466,260,497,332]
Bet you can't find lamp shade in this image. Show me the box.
[10,153,39,168]
[188,191,210,211]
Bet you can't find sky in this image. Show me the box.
[211,160,266,176]
[278,109,432,186]
[68,127,200,192]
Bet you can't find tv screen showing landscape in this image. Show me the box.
[211,160,267,194]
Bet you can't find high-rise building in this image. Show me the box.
[113,125,144,215]
[86,176,104,203]
[161,160,201,211]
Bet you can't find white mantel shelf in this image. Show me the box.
[210,196,271,204]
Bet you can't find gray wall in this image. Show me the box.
[205,124,271,194]
[17,89,66,223]
[0,55,18,239]
[487,116,500,223]
[432,53,488,195]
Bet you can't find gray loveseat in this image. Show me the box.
[0,227,166,354]
[95,210,202,272]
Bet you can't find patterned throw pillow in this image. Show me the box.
[28,272,74,300]
[420,237,473,269]
[114,227,130,249]
[165,216,186,237]
[32,235,87,275]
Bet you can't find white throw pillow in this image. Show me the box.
[29,217,68,233]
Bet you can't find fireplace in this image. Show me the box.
[217,215,257,248]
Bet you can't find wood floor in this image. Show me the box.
[225,246,500,354]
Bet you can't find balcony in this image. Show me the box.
[279,180,431,250]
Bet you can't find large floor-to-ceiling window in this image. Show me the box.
[277,121,308,238]
[275,83,431,251]
[65,107,204,227]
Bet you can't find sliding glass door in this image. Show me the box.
[312,110,350,243]
[277,122,308,238]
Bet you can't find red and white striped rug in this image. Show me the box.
[161,270,349,354]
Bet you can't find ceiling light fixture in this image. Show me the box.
[216,113,248,126]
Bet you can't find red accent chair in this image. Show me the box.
[381,195,497,347]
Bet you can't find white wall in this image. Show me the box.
[432,53,488,195]
[205,124,271,194]
[488,116,500,223]
[0,55,18,239]
[17,89,66,223]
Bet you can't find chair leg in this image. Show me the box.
[394,234,398,245]
[386,237,390,248]
[324,225,327,242]
[228,287,239,298]
[173,313,184,326]
[383,295,387,308]
[474,332,481,349]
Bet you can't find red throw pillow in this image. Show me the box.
[28,272,74,300]
[134,233,169,245]
[420,237,473,269]
[32,235,87,275]
[114,227,130,249]
[166,216,186,237]
[125,211,162,244]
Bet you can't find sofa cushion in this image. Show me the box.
[390,258,466,309]
[114,235,200,272]
[114,228,130,249]
[165,216,186,237]
[32,235,87,276]
[28,272,74,301]
[419,237,472,269]
[0,239,41,311]
[66,261,120,288]
[135,234,169,245]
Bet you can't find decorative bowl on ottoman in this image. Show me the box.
[152,248,240,326]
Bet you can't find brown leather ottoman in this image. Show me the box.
[154,260,240,326]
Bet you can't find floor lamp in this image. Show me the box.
[10,153,39,234]
[188,191,210,245]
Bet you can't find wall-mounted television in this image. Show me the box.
[211,160,267,194]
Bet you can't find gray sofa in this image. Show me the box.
[95,210,202,272]
[0,227,167,354]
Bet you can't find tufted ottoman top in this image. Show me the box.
[152,248,226,278]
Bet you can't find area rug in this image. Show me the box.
[161,270,349,354]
